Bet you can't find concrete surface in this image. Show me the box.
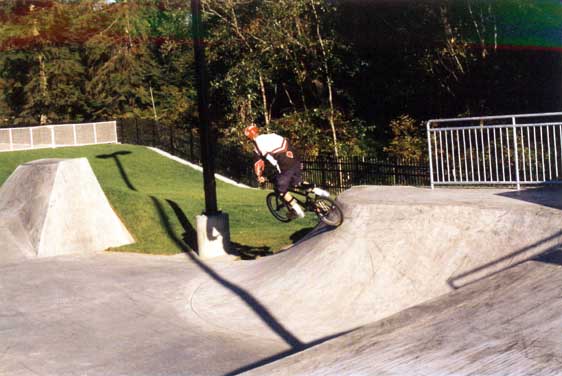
[1,185,562,375]
[0,158,134,261]
[242,257,562,376]
[190,186,562,343]
[0,253,289,376]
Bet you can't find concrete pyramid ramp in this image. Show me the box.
[0,158,134,261]
[188,186,562,344]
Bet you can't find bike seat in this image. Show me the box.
[297,181,315,190]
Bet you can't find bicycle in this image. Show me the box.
[265,182,344,227]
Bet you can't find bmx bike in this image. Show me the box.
[265,182,344,227]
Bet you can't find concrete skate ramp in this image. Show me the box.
[241,257,562,375]
[0,158,134,261]
[190,186,562,344]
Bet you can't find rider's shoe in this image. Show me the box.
[287,210,305,220]
[312,187,330,197]
[287,210,298,220]
[289,203,305,219]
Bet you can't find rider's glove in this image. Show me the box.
[257,176,266,184]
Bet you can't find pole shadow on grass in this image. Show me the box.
[150,196,305,351]
[165,199,271,259]
[96,151,136,191]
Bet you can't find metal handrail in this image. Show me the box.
[427,112,562,189]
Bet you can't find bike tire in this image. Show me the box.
[313,196,344,227]
[266,192,292,223]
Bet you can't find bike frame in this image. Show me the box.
[273,186,315,212]
[288,188,314,211]
[267,182,343,227]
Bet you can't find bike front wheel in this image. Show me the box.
[266,192,292,222]
[312,196,344,227]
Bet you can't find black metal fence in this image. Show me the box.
[302,155,429,192]
[117,119,429,192]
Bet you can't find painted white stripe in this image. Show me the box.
[147,147,253,189]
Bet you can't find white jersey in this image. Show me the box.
[254,134,286,173]
[254,134,287,155]
[252,133,299,176]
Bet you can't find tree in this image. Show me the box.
[383,115,425,160]
[0,1,101,124]
[83,1,156,119]
[203,0,363,157]
[0,1,197,125]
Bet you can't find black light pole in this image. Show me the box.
[191,0,218,215]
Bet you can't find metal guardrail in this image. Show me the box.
[427,112,562,189]
[0,121,118,152]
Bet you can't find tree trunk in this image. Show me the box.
[309,0,342,186]
[309,0,339,159]
[32,6,48,125]
[258,72,270,128]
[38,54,48,124]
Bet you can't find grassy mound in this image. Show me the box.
[0,144,316,256]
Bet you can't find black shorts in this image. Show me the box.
[275,164,302,194]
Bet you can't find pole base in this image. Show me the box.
[196,212,230,259]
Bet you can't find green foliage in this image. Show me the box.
[204,0,362,156]
[268,107,366,157]
[0,1,195,125]
[0,0,559,159]
[383,115,425,160]
[21,46,88,123]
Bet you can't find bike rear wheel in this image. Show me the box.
[266,192,292,222]
[313,196,344,227]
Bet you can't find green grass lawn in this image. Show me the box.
[0,144,316,257]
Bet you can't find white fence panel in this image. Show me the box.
[427,113,562,189]
[0,121,118,153]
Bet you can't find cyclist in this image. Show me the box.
[244,123,305,219]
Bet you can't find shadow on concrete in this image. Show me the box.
[96,151,136,191]
[294,223,337,242]
[153,197,353,373]
[447,230,562,289]
[224,330,351,376]
[233,243,272,260]
[496,186,562,211]
[150,196,306,350]
[233,226,319,260]
[535,249,562,266]
[290,227,315,244]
